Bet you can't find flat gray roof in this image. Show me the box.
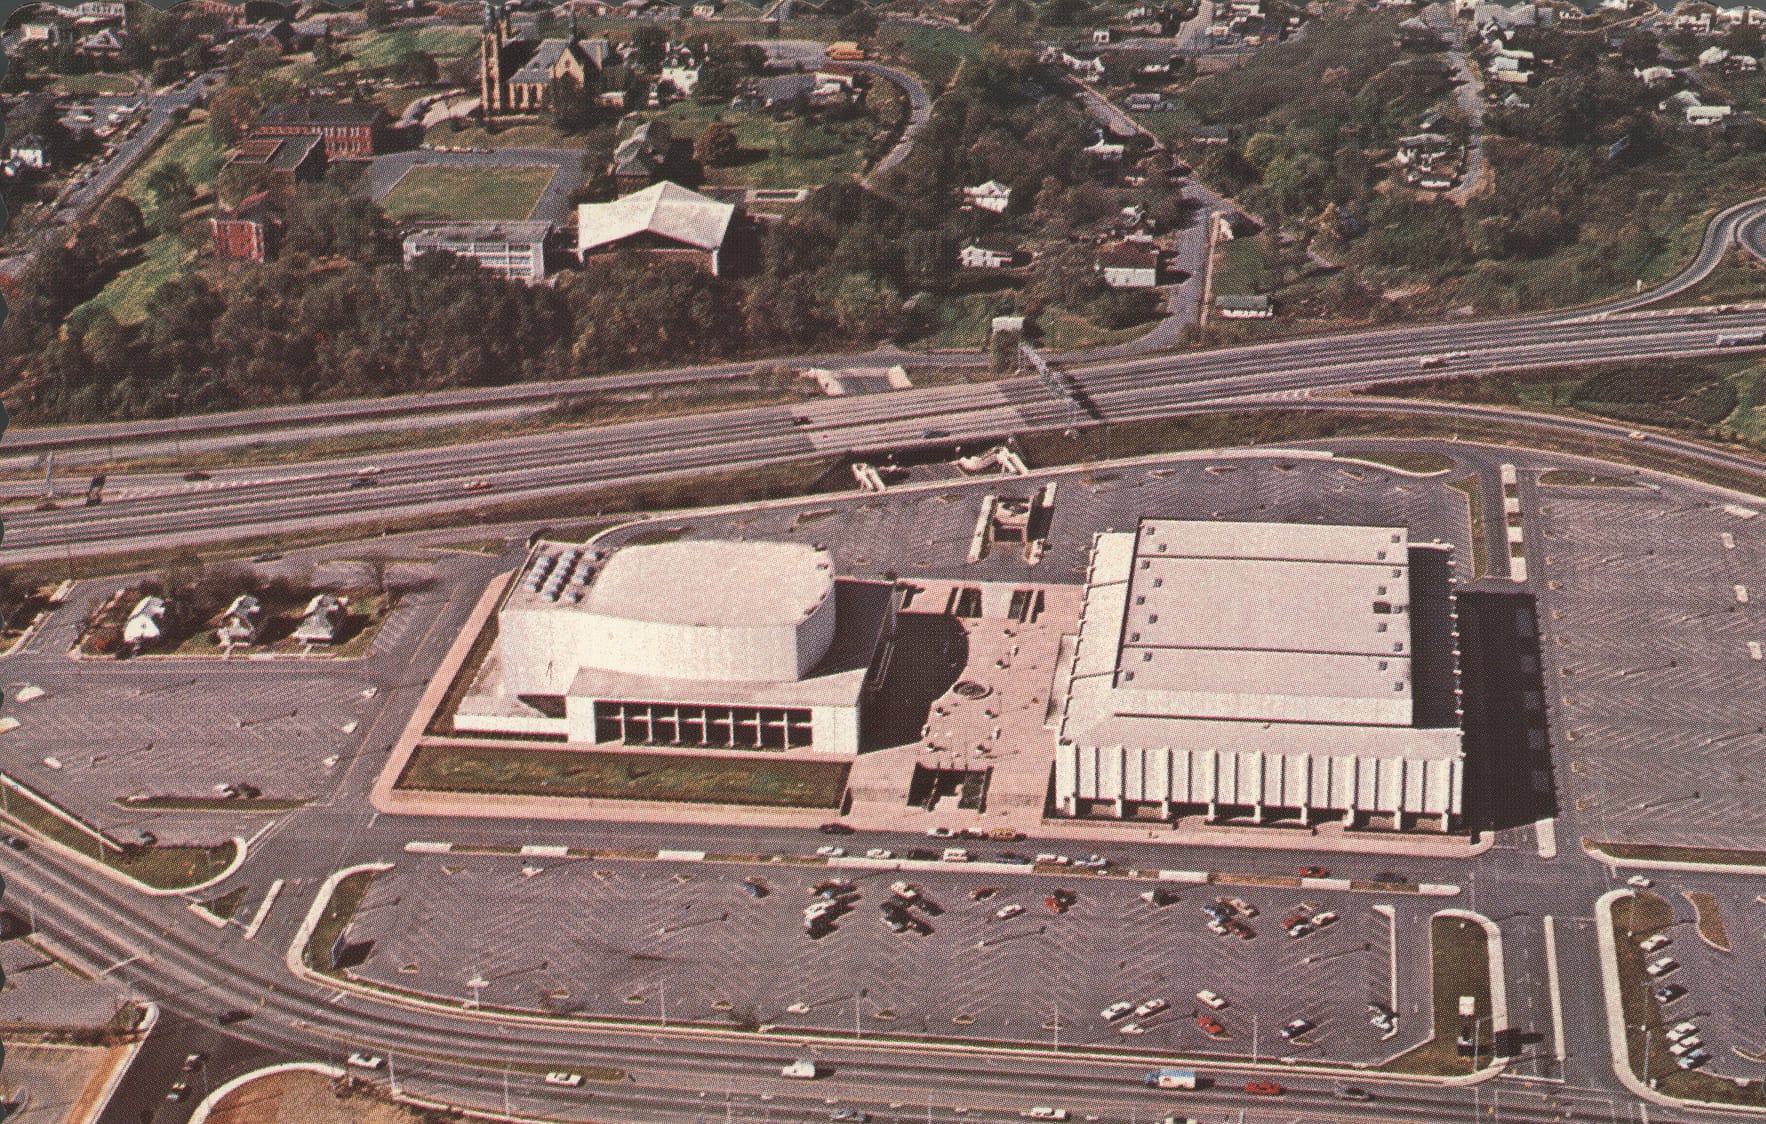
[584,539,834,628]
[1060,519,1459,760]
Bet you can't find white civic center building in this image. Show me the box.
[455,539,897,755]
[1055,519,1464,829]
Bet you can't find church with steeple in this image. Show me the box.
[479,0,609,116]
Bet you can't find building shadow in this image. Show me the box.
[862,612,969,752]
[1457,590,1558,835]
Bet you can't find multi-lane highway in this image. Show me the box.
[11,294,1766,561]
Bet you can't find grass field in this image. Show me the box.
[1612,892,1763,1107]
[397,745,851,807]
[0,775,237,891]
[335,25,481,73]
[380,164,556,221]
[876,23,980,89]
[1382,915,1493,1076]
[651,101,870,189]
[1211,235,1265,297]
[67,234,191,327]
[119,122,224,199]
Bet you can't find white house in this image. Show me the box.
[123,596,168,648]
[11,136,51,170]
[292,594,348,644]
[1687,103,1733,125]
[1634,65,1676,86]
[216,594,263,647]
[1097,242,1159,288]
[1699,45,1731,67]
[960,239,1016,269]
[963,180,1012,213]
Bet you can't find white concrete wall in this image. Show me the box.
[1057,742,1463,817]
[499,592,838,695]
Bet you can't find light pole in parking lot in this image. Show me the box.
[1250,1012,1258,1063]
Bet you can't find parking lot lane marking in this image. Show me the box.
[1543,915,1566,1063]
[1536,817,1558,859]
[244,878,284,941]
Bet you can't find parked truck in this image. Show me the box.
[1145,1068,1199,1090]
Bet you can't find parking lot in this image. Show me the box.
[1622,878,1766,1083]
[593,451,1473,595]
[0,550,501,843]
[344,855,1439,1067]
[1530,477,1766,845]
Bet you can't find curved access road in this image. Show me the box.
[1573,194,1766,318]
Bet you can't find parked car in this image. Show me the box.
[1312,911,1338,927]
[1298,866,1328,878]
[1333,1085,1373,1101]
[1638,934,1671,953]
[167,1081,190,1101]
[544,1072,583,1087]
[1280,1018,1313,1040]
[1197,989,1228,1009]
[927,826,956,838]
[1197,1015,1226,1037]
[1134,998,1169,1018]
[1117,1022,1148,1035]
[1626,875,1654,888]
[816,845,845,858]
[1245,1081,1283,1096]
[866,848,894,860]
[347,1053,385,1070]
[995,903,1025,920]
[1101,1001,1134,1022]
[1666,1021,1699,1042]
[818,822,854,835]
[1654,983,1687,1004]
[1646,956,1680,978]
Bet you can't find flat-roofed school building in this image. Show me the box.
[1055,518,1463,830]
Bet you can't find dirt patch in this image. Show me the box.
[206,1069,425,1124]
[1684,890,1731,952]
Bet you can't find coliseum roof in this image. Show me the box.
[582,539,833,627]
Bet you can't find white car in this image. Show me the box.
[1627,875,1654,888]
[1312,910,1338,927]
[1646,956,1680,978]
[995,903,1025,920]
[1134,998,1168,1018]
[1023,1108,1069,1120]
[785,1001,812,1015]
[866,848,894,859]
[347,1053,385,1070]
[1117,1022,1147,1035]
[927,826,956,838]
[941,848,970,863]
[1035,853,1070,865]
[544,1072,583,1087]
[1197,990,1228,1009]
[1101,1000,1134,1021]
[1639,934,1672,953]
[1669,1037,1703,1057]
[1666,1021,1699,1042]
[816,845,845,858]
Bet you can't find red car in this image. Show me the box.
[1298,866,1328,878]
[1197,1015,1226,1037]
[1043,894,1069,914]
[1245,1081,1284,1097]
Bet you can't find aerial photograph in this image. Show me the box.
[2,0,1766,1117]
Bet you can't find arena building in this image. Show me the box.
[1054,519,1463,830]
[454,539,897,755]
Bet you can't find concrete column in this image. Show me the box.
[1115,796,1126,818]
[1161,797,1172,821]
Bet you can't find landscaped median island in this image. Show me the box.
[1609,891,1764,1108]
[1590,838,1766,868]
[1381,915,1494,1076]
[306,870,380,976]
[0,773,237,892]
[394,745,849,808]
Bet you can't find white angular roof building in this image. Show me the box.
[459,538,898,755]
[1054,519,1463,830]
[575,181,735,275]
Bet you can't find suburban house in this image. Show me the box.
[223,133,326,187]
[75,1,127,22]
[1686,103,1734,125]
[576,181,736,275]
[10,135,51,170]
[403,221,554,283]
[292,594,348,644]
[963,180,1012,214]
[1096,242,1159,288]
[1216,293,1275,318]
[609,120,671,192]
[216,594,264,647]
[960,238,1017,269]
[252,102,387,159]
[197,0,290,27]
[212,192,282,262]
[18,20,62,43]
[122,596,169,648]
[692,1,722,15]
[1634,64,1675,86]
